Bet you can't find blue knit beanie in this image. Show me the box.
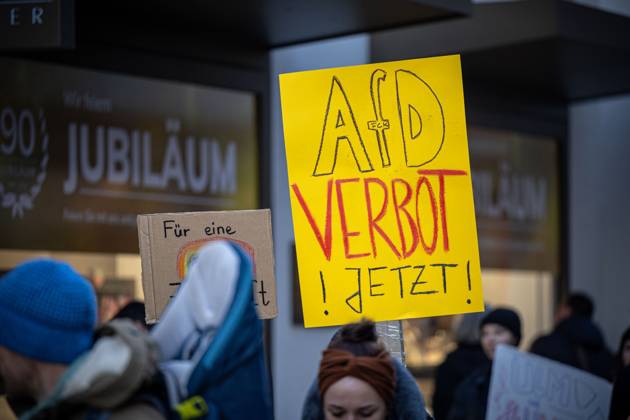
[0,259,97,364]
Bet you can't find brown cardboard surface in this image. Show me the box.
[137,209,277,323]
[0,396,17,420]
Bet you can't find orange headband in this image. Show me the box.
[318,348,396,404]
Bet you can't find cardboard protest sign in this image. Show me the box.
[137,209,277,323]
[280,54,483,328]
[487,345,612,420]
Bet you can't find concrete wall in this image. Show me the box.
[569,93,630,352]
[567,0,630,351]
[269,34,370,420]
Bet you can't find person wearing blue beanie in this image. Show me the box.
[0,259,163,419]
[0,258,97,403]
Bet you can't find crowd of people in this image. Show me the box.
[432,294,630,420]
[0,247,628,420]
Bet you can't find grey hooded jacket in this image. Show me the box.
[19,319,165,420]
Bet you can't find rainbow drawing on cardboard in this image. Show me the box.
[177,238,256,281]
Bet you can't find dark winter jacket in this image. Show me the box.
[302,358,429,420]
[530,316,615,381]
[432,343,488,420]
[446,363,491,420]
[609,364,630,420]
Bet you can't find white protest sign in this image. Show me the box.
[487,345,612,420]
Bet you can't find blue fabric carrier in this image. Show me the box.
[184,243,273,420]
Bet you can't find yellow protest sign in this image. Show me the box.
[280,55,484,328]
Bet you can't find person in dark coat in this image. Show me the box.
[432,310,489,420]
[609,364,630,420]
[447,308,522,420]
[0,259,164,420]
[609,327,630,420]
[530,292,614,381]
[112,300,149,331]
[614,327,630,379]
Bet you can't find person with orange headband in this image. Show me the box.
[302,320,429,420]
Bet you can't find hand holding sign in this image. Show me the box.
[280,55,483,327]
